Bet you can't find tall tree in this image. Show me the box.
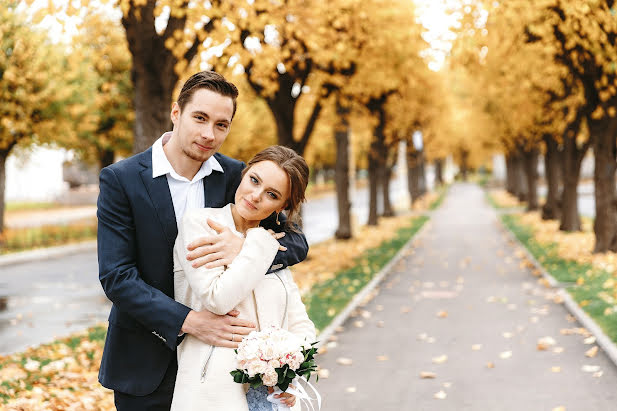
[0,1,74,234]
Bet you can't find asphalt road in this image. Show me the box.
[0,176,412,354]
[316,183,617,410]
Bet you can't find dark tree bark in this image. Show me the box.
[366,92,394,226]
[541,134,562,220]
[434,158,444,186]
[98,149,116,169]
[122,0,204,153]
[511,149,527,202]
[406,149,422,203]
[381,159,395,217]
[591,116,617,252]
[505,153,516,194]
[0,151,6,235]
[522,146,540,211]
[559,111,588,231]
[334,97,352,239]
[418,153,427,195]
[367,139,380,226]
[459,148,469,181]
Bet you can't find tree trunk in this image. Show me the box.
[434,158,444,186]
[123,3,183,153]
[406,149,422,203]
[559,113,588,231]
[505,153,516,194]
[418,152,427,195]
[512,150,527,202]
[367,143,380,226]
[99,149,116,169]
[368,113,387,226]
[591,117,617,252]
[334,98,352,239]
[522,146,539,211]
[459,148,469,181]
[381,161,394,217]
[541,134,562,220]
[0,151,6,235]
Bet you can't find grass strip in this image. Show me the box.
[500,213,617,343]
[0,221,97,254]
[5,202,60,212]
[305,216,429,332]
[429,185,449,210]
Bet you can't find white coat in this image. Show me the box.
[170,204,316,411]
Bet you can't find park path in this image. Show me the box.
[317,183,617,411]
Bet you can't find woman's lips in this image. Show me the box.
[244,198,257,210]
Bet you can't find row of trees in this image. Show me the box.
[449,0,617,253]
[1,0,462,238]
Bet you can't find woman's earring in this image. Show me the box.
[276,212,281,225]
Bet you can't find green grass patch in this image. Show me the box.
[5,202,60,212]
[429,185,449,210]
[501,213,617,343]
[305,216,429,332]
[0,220,97,254]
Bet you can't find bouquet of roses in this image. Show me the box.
[230,326,318,392]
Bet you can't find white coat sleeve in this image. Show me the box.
[282,271,316,343]
[175,209,280,315]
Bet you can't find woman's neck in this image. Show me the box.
[230,204,259,234]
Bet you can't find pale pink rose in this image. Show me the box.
[268,359,281,369]
[262,368,278,386]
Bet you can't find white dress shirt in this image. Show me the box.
[151,132,223,223]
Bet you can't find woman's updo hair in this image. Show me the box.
[241,145,309,229]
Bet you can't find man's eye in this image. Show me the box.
[217,123,228,130]
[195,116,205,121]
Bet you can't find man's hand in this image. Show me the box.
[181,309,255,348]
[186,219,244,269]
[266,229,287,252]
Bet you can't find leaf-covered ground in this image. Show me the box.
[0,191,441,409]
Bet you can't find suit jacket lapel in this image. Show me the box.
[139,149,178,249]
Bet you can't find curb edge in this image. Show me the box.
[497,213,617,369]
[316,218,432,348]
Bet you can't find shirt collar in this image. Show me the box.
[152,132,224,181]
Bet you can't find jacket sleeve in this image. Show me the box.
[175,209,280,315]
[97,167,190,351]
[281,271,316,343]
[260,212,309,273]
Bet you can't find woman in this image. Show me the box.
[171,146,316,410]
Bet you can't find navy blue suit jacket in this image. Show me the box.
[97,148,308,395]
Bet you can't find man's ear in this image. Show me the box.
[170,102,180,125]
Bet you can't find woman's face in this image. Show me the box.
[235,160,290,223]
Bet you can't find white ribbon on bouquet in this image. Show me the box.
[266,375,321,411]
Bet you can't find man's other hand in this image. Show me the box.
[181,309,255,348]
[186,219,244,269]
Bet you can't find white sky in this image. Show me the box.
[413,0,463,71]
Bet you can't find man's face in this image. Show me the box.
[171,88,234,163]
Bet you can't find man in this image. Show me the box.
[97,71,308,410]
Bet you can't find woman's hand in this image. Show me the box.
[268,386,296,407]
[266,229,287,252]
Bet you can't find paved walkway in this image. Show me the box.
[317,183,617,411]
